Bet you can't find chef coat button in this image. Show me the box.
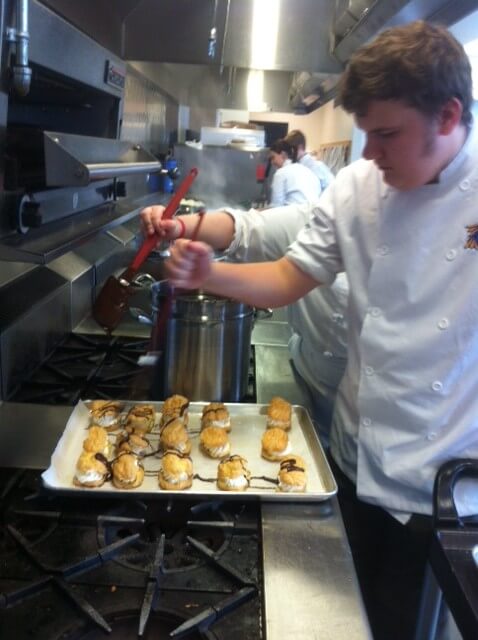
[427,432,438,441]
[437,318,449,330]
[460,179,471,191]
[370,307,381,317]
[432,381,443,392]
[332,312,344,324]
[364,366,375,376]
[445,249,457,261]
[323,350,333,358]
[362,417,372,427]
[378,244,390,256]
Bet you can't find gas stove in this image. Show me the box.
[0,468,262,639]
[0,342,371,640]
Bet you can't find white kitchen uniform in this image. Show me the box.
[269,159,320,207]
[287,124,478,520]
[300,153,335,192]
[224,203,348,442]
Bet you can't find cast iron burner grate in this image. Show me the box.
[8,334,257,405]
[8,334,152,404]
[0,469,262,640]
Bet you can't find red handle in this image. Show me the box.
[129,168,198,273]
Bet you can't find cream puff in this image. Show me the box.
[277,455,307,493]
[82,425,111,457]
[89,400,123,431]
[217,455,251,491]
[159,418,191,455]
[201,402,231,431]
[160,395,189,428]
[116,431,150,457]
[73,451,110,487]
[266,396,292,431]
[124,404,155,434]
[200,426,231,459]
[261,427,291,461]
[111,453,144,489]
[159,450,193,490]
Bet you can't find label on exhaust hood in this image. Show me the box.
[104,60,126,90]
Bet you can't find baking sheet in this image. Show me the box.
[41,400,337,502]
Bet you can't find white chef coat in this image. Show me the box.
[287,124,478,520]
[224,203,348,442]
[300,153,335,192]
[270,159,320,207]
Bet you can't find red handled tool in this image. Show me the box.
[149,209,206,355]
[93,168,198,333]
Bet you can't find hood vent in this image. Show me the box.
[289,72,342,113]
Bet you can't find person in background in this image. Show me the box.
[140,202,349,445]
[268,138,320,206]
[285,129,335,192]
[164,21,476,640]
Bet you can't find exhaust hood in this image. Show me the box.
[291,0,478,112]
[41,0,478,116]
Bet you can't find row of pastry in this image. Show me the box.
[160,450,307,493]
[75,446,306,493]
[88,395,291,435]
[89,400,155,433]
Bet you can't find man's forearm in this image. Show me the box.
[202,256,320,308]
[180,211,235,250]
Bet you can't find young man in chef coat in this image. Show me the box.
[164,21,477,640]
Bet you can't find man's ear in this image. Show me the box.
[438,97,463,134]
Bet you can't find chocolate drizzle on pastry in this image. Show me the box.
[91,452,112,481]
[280,458,305,473]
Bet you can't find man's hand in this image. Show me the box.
[140,205,179,240]
[165,239,213,289]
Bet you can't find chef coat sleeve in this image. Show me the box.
[223,203,315,263]
[286,183,343,286]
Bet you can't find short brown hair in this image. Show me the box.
[339,21,473,127]
[285,130,306,149]
[270,138,298,162]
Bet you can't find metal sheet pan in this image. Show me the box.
[41,400,337,502]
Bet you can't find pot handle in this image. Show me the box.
[433,458,478,527]
[129,307,153,325]
[131,273,156,289]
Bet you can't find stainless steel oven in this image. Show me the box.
[0,0,166,401]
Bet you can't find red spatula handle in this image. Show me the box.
[129,167,199,273]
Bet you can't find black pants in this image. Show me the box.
[328,455,433,640]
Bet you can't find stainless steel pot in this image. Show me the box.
[132,280,255,401]
[161,289,254,401]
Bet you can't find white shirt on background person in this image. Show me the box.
[269,159,320,207]
[300,152,335,191]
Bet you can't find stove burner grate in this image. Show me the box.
[8,334,152,404]
[0,470,262,640]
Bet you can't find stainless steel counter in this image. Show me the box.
[0,315,371,639]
